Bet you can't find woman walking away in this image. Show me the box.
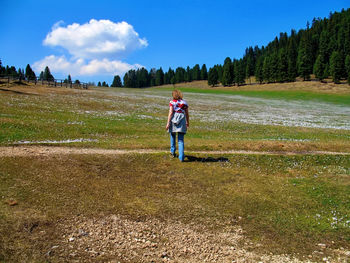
[166,90,189,162]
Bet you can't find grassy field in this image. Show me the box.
[1,81,350,152]
[0,81,350,262]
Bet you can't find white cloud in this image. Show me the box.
[33,55,142,77]
[43,19,148,59]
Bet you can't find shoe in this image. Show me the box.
[170,152,176,158]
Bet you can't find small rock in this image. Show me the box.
[69,237,75,242]
[318,243,326,248]
[78,229,88,237]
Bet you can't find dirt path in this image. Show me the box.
[0,146,349,157]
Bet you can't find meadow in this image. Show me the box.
[0,80,350,262]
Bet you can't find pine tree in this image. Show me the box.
[262,56,271,83]
[231,62,236,85]
[25,64,36,80]
[270,52,279,82]
[175,67,185,83]
[8,66,18,77]
[43,66,54,81]
[97,81,102,87]
[245,56,254,84]
[185,66,192,82]
[17,68,24,80]
[329,51,342,83]
[313,31,329,81]
[123,72,130,87]
[39,71,44,81]
[0,59,4,75]
[111,75,122,87]
[234,59,245,86]
[222,57,233,86]
[216,65,223,83]
[345,17,350,57]
[200,64,208,80]
[297,34,313,80]
[337,27,347,78]
[155,67,164,86]
[149,68,156,87]
[345,55,350,85]
[163,72,170,84]
[255,56,264,84]
[318,31,330,64]
[192,64,201,81]
[137,68,149,87]
[167,68,175,84]
[68,74,72,83]
[314,55,326,81]
[208,67,218,87]
[277,48,288,82]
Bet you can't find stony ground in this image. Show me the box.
[49,214,318,263]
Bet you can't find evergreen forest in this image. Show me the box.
[122,8,350,87]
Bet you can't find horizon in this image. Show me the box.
[1,0,349,84]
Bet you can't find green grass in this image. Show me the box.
[0,153,349,261]
[155,86,350,106]
[1,85,350,153]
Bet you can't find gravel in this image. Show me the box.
[49,214,326,262]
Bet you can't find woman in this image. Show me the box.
[166,90,189,162]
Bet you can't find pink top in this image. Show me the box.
[169,99,188,113]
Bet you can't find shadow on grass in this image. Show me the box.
[185,155,229,163]
[0,88,31,95]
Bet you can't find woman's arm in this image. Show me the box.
[185,107,189,127]
[166,106,174,130]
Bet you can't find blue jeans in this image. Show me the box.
[170,132,185,161]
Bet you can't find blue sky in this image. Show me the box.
[0,0,348,84]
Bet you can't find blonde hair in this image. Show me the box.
[172,90,183,100]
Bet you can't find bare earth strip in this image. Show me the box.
[1,146,350,157]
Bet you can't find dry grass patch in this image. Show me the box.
[163,79,350,95]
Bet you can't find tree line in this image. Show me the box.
[121,64,208,88]
[120,8,350,88]
[208,8,350,86]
